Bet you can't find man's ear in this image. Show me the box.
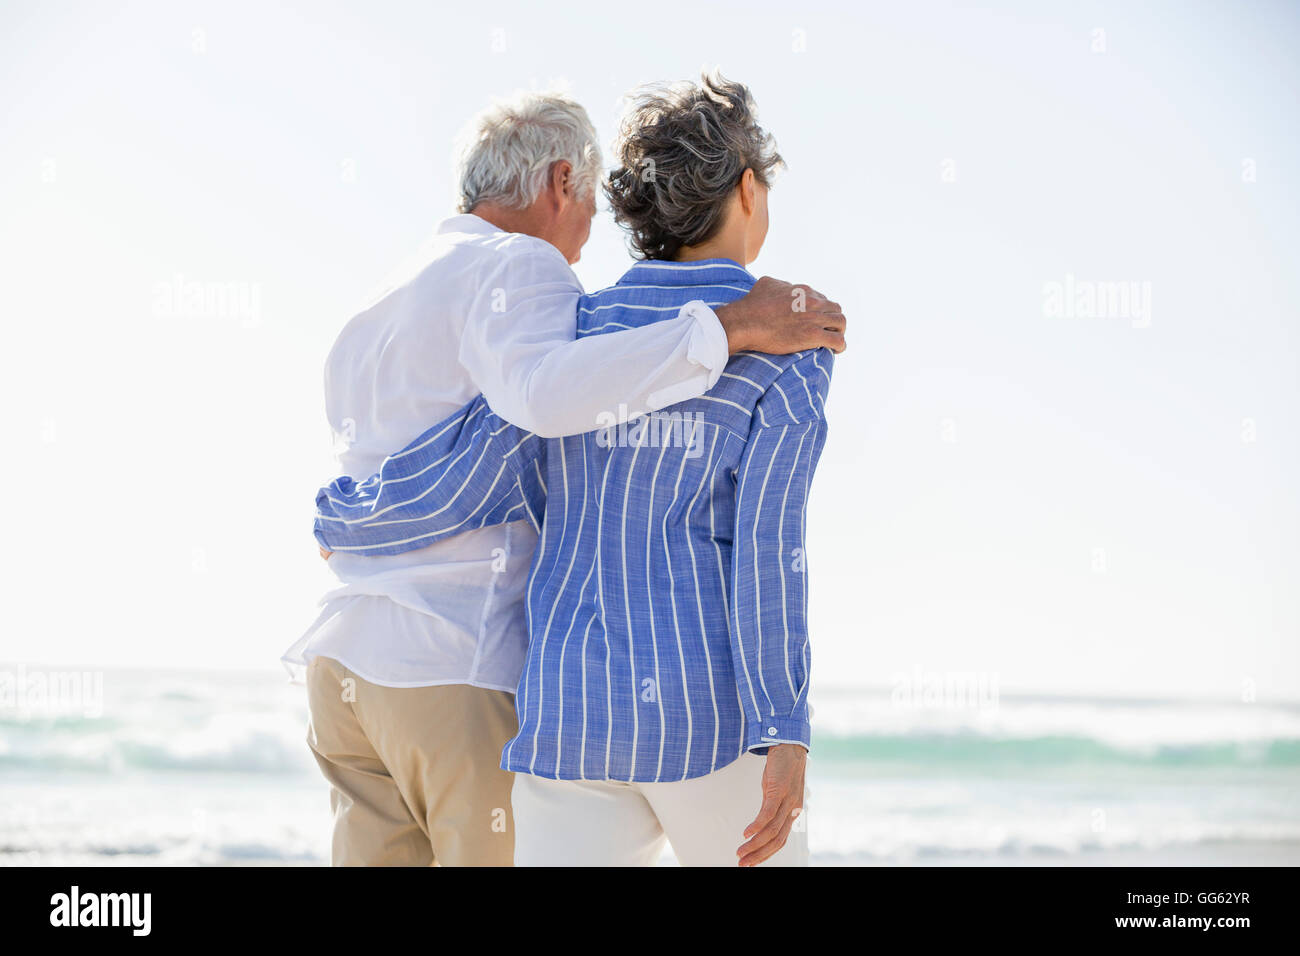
[738,168,757,217]
[550,160,574,205]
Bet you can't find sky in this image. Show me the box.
[1,0,1297,701]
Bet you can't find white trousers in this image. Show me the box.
[511,753,809,867]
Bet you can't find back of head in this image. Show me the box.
[455,91,602,213]
[604,71,784,261]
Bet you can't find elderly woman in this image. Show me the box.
[316,73,835,867]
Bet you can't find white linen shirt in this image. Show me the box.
[282,214,729,689]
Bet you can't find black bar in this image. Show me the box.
[0,865,1287,943]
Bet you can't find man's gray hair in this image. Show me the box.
[605,72,783,261]
[454,91,602,213]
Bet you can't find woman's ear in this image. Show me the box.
[738,167,757,217]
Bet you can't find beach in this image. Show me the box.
[3,668,1298,867]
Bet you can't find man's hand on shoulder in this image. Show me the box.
[715,276,847,356]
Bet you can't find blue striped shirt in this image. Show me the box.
[315,258,833,782]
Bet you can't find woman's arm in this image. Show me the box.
[315,395,548,557]
[727,349,834,753]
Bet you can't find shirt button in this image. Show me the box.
[767,726,778,736]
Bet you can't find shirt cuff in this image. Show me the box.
[745,715,811,755]
[682,300,728,389]
[643,301,730,411]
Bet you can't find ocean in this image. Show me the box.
[3,667,1298,866]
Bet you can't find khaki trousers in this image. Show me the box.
[305,656,518,866]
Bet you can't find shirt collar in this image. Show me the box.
[435,213,502,236]
[617,257,755,287]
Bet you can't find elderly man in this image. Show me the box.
[289,89,845,866]
[315,75,836,867]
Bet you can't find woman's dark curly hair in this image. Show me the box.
[604,72,784,261]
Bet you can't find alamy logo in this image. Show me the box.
[50,886,151,936]
[1042,273,1152,328]
[151,273,262,327]
[594,405,705,459]
[0,665,102,721]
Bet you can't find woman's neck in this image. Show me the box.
[675,231,747,265]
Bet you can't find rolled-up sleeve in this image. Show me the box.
[458,242,730,438]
